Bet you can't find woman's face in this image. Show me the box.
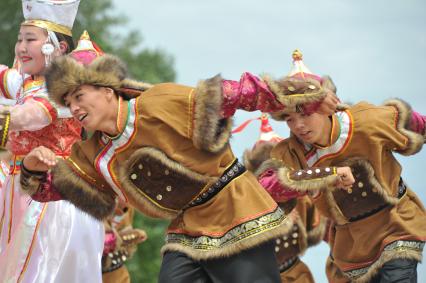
[284,112,331,146]
[64,84,117,133]
[15,25,48,75]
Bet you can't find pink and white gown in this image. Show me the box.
[0,66,103,283]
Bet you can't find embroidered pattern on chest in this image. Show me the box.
[95,100,137,201]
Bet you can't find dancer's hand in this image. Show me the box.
[335,166,355,190]
[316,91,339,115]
[23,146,58,172]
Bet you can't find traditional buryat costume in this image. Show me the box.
[18,44,338,281]
[0,1,103,282]
[242,114,327,283]
[259,50,426,283]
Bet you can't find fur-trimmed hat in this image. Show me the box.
[45,32,152,106]
[265,49,337,120]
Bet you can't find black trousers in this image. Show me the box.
[370,258,418,283]
[158,242,281,283]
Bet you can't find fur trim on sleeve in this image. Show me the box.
[243,142,276,174]
[192,75,233,153]
[52,160,116,220]
[277,166,340,193]
[384,98,424,155]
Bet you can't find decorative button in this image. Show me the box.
[275,246,280,252]
[308,85,316,90]
[108,253,113,258]
[358,182,364,188]
[165,169,170,175]
[292,239,298,245]
[283,236,288,240]
[156,194,163,200]
[166,185,172,192]
[347,188,353,194]
[297,171,303,176]
[361,191,367,197]
[138,164,143,170]
[315,168,321,173]
[325,167,331,172]
[307,170,313,175]
[276,239,281,244]
[147,171,151,177]
[122,255,127,261]
[130,173,137,180]
[292,232,298,238]
[284,242,289,248]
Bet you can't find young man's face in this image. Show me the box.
[284,112,331,145]
[64,84,116,132]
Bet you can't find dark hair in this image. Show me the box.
[54,32,75,54]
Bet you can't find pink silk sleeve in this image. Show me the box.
[221,72,285,118]
[31,172,63,202]
[258,169,306,202]
[409,111,426,136]
[103,231,117,255]
[8,97,56,132]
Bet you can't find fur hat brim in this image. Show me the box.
[45,54,152,106]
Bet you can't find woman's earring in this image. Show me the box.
[41,43,55,67]
[41,43,55,55]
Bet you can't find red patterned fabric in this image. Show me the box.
[8,117,81,156]
[31,173,63,202]
[5,75,82,156]
[221,72,284,118]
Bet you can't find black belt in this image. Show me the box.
[349,178,407,222]
[188,159,246,208]
[102,250,129,273]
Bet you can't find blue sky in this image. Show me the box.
[113,0,426,281]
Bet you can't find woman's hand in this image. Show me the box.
[23,146,58,172]
[335,166,355,190]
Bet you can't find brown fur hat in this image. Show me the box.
[268,75,337,121]
[45,54,152,106]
